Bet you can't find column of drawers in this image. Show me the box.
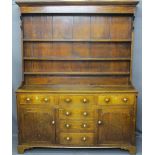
[57,95,97,146]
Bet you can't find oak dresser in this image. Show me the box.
[15,0,139,154]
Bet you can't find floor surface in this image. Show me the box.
[12,135,142,155]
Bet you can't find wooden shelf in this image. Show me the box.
[24,72,130,76]
[23,39,132,42]
[24,57,131,61]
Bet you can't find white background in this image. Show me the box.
[0,0,153,154]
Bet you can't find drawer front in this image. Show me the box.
[59,108,96,120]
[17,94,55,105]
[59,133,95,145]
[98,94,135,105]
[59,95,95,107]
[59,120,95,132]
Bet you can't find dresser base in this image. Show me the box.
[17,145,136,155]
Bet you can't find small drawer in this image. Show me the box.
[59,133,95,145]
[59,108,95,119]
[59,120,95,132]
[98,94,135,105]
[59,95,95,107]
[17,94,54,104]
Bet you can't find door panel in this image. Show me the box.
[98,106,134,144]
[19,106,55,144]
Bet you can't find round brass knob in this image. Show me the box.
[66,137,71,141]
[65,98,71,103]
[83,112,88,116]
[105,98,110,103]
[123,98,128,102]
[83,98,88,103]
[65,124,70,128]
[26,97,30,101]
[98,120,102,125]
[65,111,71,116]
[52,121,55,125]
[81,137,87,141]
[82,123,87,128]
[44,98,48,102]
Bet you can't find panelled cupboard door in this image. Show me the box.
[98,106,134,145]
[18,106,56,144]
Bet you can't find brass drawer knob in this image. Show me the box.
[123,98,128,102]
[66,137,71,141]
[83,112,88,116]
[65,98,72,103]
[105,98,110,103]
[65,124,71,128]
[51,121,55,125]
[26,97,30,101]
[98,120,102,125]
[81,136,87,141]
[83,98,88,103]
[82,123,87,128]
[44,98,49,102]
[65,111,71,116]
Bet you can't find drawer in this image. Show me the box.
[59,133,95,145]
[98,94,135,105]
[59,95,95,107]
[17,94,55,104]
[59,108,96,120]
[59,120,95,132]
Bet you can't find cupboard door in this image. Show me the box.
[19,106,56,144]
[98,106,134,145]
